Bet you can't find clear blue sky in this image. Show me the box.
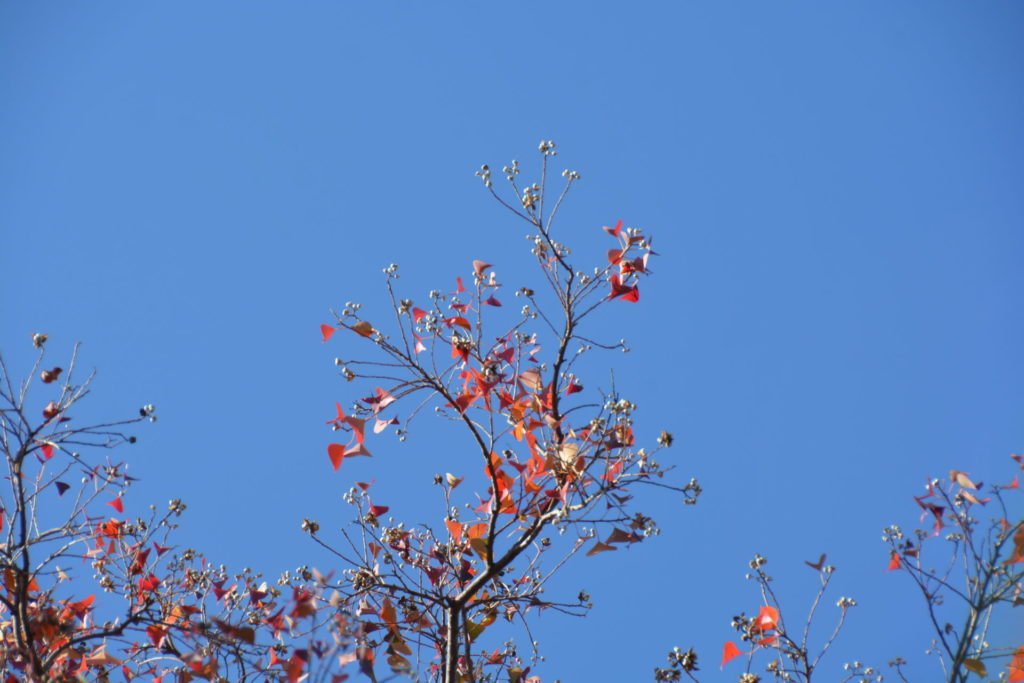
[2,3,1022,680]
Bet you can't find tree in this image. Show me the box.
[0,337,346,681]
[656,457,1023,683]
[314,140,702,683]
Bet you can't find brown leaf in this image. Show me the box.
[352,321,375,337]
[586,541,617,556]
[518,368,543,391]
[805,553,827,570]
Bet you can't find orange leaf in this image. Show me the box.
[886,551,901,571]
[380,597,398,629]
[1008,645,1024,682]
[721,641,743,668]
[107,497,124,513]
[352,321,375,337]
[445,519,463,543]
[320,324,335,343]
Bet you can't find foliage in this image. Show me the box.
[0,339,347,682]
[658,457,1023,683]
[315,141,700,682]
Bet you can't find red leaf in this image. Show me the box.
[455,277,466,293]
[608,274,640,302]
[287,650,308,683]
[757,605,779,632]
[484,296,502,307]
[607,248,624,265]
[565,380,583,395]
[412,307,428,323]
[327,444,346,471]
[320,324,335,343]
[146,624,168,648]
[1005,475,1019,490]
[1008,645,1024,682]
[886,551,901,571]
[721,641,743,668]
[326,402,347,424]
[454,392,479,413]
[603,219,623,238]
[369,502,389,517]
[107,497,124,513]
[473,260,492,276]
[40,443,54,460]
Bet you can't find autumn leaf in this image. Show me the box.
[585,541,617,556]
[950,470,979,490]
[469,536,490,559]
[1005,527,1024,565]
[473,260,492,276]
[465,619,486,642]
[107,497,124,513]
[757,605,779,632]
[603,219,623,238]
[320,324,335,343]
[327,444,347,470]
[805,553,827,570]
[720,641,743,668]
[373,416,398,434]
[608,274,639,302]
[886,551,901,571]
[963,659,987,677]
[352,320,375,337]
[518,368,543,391]
[1008,645,1024,683]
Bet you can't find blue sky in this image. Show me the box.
[2,3,1022,680]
